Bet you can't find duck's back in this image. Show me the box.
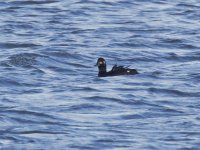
[108,65,138,76]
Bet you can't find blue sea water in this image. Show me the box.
[0,0,200,149]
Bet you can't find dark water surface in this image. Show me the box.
[0,0,200,149]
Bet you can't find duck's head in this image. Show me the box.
[95,57,107,72]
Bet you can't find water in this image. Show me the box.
[0,0,200,149]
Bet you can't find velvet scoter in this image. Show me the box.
[95,57,138,77]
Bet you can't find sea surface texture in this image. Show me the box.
[0,0,200,149]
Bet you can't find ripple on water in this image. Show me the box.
[9,0,59,5]
[0,42,40,49]
[148,87,200,97]
[8,53,39,67]
[0,77,33,89]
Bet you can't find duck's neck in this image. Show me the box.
[98,65,106,72]
[98,65,107,76]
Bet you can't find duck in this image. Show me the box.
[95,57,138,77]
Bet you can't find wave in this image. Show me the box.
[9,0,59,5]
[148,87,200,97]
